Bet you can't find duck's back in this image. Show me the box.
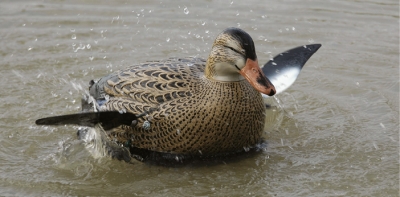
[88,57,265,157]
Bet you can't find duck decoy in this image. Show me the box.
[36,27,321,163]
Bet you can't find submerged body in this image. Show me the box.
[88,57,266,157]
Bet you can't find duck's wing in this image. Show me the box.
[35,111,138,130]
[35,57,206,129]
[90,57,206,113]
[261,44,321,97]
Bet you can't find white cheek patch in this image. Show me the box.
[213,62,244,82]
[235,58,246,70]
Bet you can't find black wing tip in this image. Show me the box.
[35,111,139,129]
[35,118,46,125]
[262,43,322,68]
[308,43,322,47]
[306,43,322,52]
[34,116,72,126]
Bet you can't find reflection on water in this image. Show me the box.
[0,0,398,196]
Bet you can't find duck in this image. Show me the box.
[36,27,321,163]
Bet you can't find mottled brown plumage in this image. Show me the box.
[87,27,275,158]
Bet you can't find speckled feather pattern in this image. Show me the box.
[91,56,265,156]
[87,28,268,157]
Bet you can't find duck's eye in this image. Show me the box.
[225,46,245,56]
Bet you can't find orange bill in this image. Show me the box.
[239,58,276,96]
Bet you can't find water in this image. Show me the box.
[1,0,398,196]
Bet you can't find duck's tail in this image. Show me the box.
[261,44,321,97]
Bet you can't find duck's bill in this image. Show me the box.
[240,58,276,96]
[35,111,138,130]
[261,44,321,97]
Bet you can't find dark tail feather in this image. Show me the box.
[35,111,138,130]
[261,44,321,95]
[263,44,321,73]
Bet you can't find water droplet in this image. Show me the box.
[292,27,296,31]
[71,34,76,39]
[34,38,38,42]
[201,21,206,26]
[236,11,240,16]
[22,24,26,26]
[74,43,85,52]
[176,129,181,134]
[70,29,75,32]
[89,56,94,61]
[86,44,91,49]
[380,123,385,129]
[205,30,209,34]
[183,7,189,14]
[195,34,200,38]
[27,47,32,51]
[372,142,379,150]
[166,37,170,42]
[308,38,314,43]
[51,91,58,98]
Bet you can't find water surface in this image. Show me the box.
[0,0,398,196]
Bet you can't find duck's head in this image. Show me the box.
[205,27,276,96]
